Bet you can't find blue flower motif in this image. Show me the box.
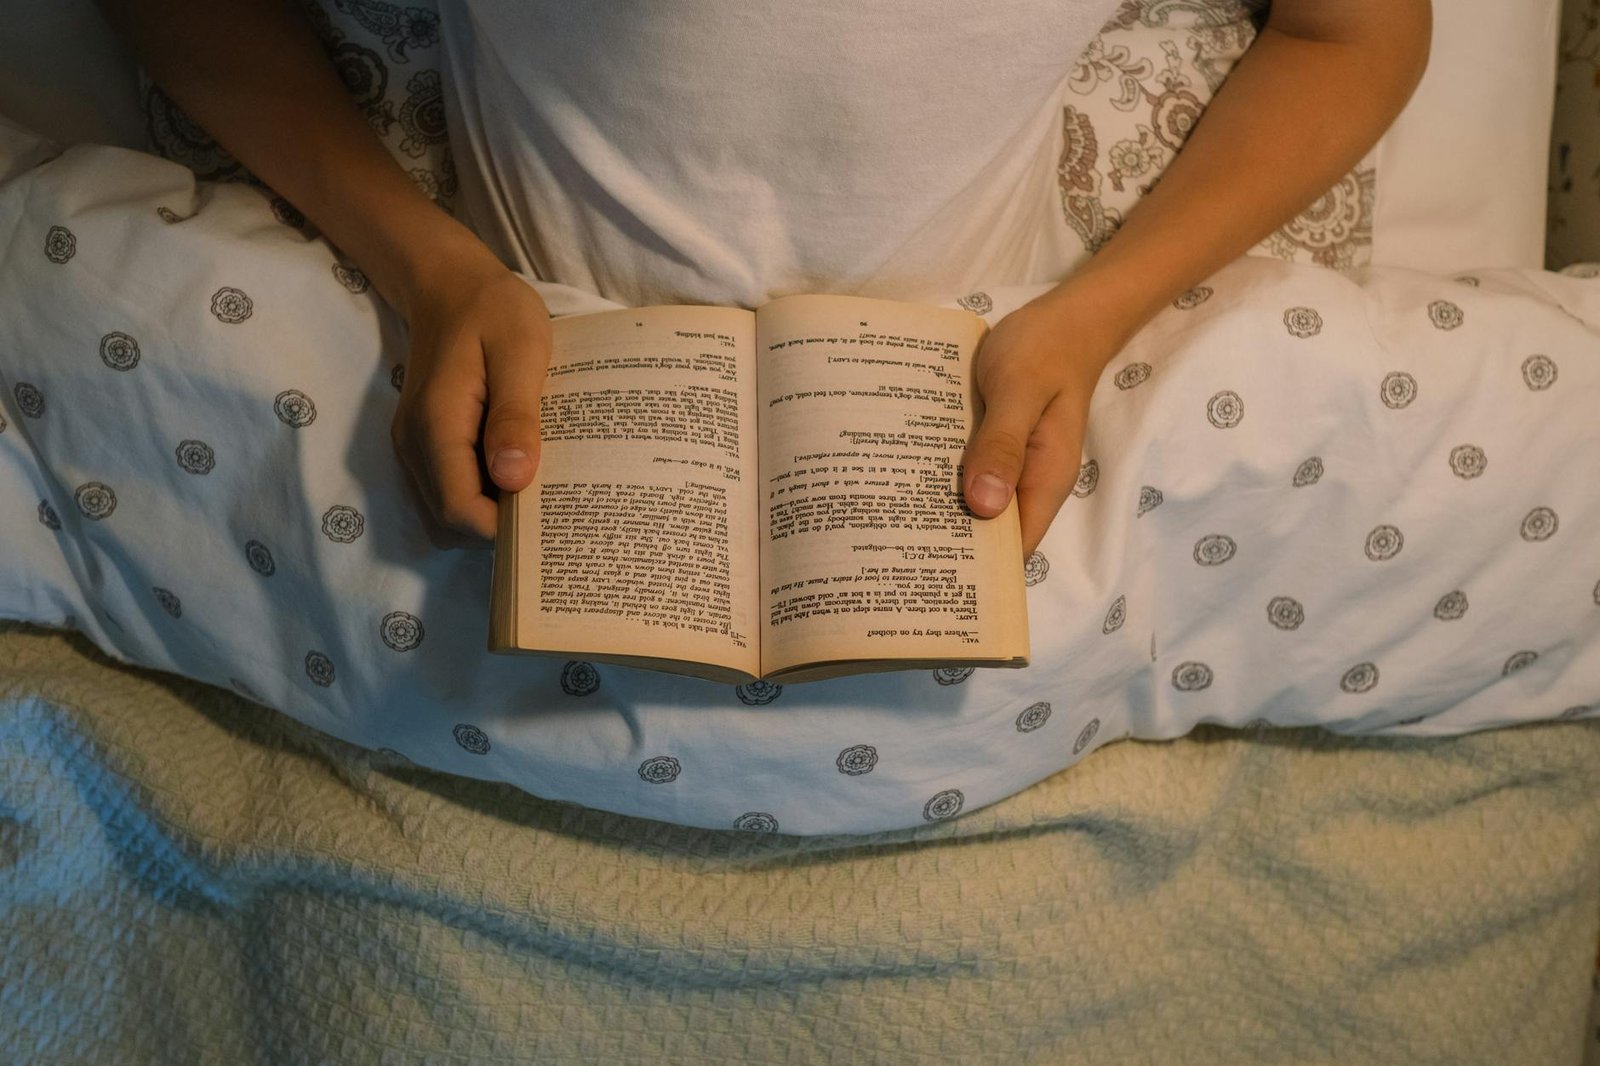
[45,225,76,263]
[1071,459,1099,498]
[100,332,140,371]
[1433,590,1468,621]
[1502,650,1538,675]
[304,650,335,687]
[274,389,317,428]
[270,197,305,228]
[736,679,781,705]
[1380,372,1417,409]
[922,789,965,821]
[1266,596,1304,630]
[14,383,44,419]
[1206,390,1243,428]
[1172,662,1213,691]
[733,812,780,832]
[1292,457,1324,487]
[1015,701,1051,733]
[638,755,681,783]
[1113,363,1151,390]
[1427,300,1463,330]
[380,611,423,651]
[561,661,600,696]
[453,724,491,754]
[836,744,878,776]
[321,504,366,543]
[153,587,182,619]
[244,539,275,576]
[1364,525,1403,561]
[210,286,253,324]
[1521,354,1557,391]
[74,482,116,520]
[956,291,993,315]
[1024,551,1050,586]
[1193,534,1236,566]
[1137,486,1164,516]
[1283,307,1322,337]
[1448,444,1486,479]
[1339,662,1378,693]
[1520,507,1557,542]
[1073,718,1101,755]
[175,440,215,475]
[333,264,370,293]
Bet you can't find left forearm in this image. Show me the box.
[1041,3,1431,352]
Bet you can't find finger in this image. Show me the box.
[1013,400,1081,556]
[481,331,550,494]
[417,387,499,543]
[962,371,1051,519]
[393,420,480,550]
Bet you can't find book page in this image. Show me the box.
[508,305,760,679]
[755,294,1028,678]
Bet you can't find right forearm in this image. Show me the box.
[96,0,492,316]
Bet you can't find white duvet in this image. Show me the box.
[2,120,1598,835]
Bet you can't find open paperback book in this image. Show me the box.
[489,293,1030,683]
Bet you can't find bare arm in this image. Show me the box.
[97,0,549,545]
[963,0,1433,552]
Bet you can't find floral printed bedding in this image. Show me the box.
[2,115,1597,837]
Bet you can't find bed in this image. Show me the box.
[3,1,1600,1063]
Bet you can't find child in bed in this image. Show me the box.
[98,0,1430,556]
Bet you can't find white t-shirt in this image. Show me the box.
[435,0,1121,309]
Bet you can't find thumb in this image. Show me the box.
[482,340,548,493]
[962,376,1047,518]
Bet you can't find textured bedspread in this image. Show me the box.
[3,620,1597,1064]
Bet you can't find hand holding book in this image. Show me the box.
[389,244,555,550]
[489,293,1032,682]
[961,284,1132,556]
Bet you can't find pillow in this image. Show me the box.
[1051,0,1379,274]
[1371,0,1562,272]
[4,124,1598,836]
[138,0,459,214]
[1059,0,1566,277]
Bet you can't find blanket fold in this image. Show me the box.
[3,622,1598,1064]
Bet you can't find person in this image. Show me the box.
[98,0,1430,556]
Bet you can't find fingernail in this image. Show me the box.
[491,448,530,481]
[969,473,1011,513]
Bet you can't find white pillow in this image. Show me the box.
[1056,0,1563,276]
[3,126,1597,836]
[1371,0,1562,272]
[1049,0,1378,274]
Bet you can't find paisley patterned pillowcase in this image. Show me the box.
[139,0,458,215]
[138,0,1375,276]
[1058,0,1375,273]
